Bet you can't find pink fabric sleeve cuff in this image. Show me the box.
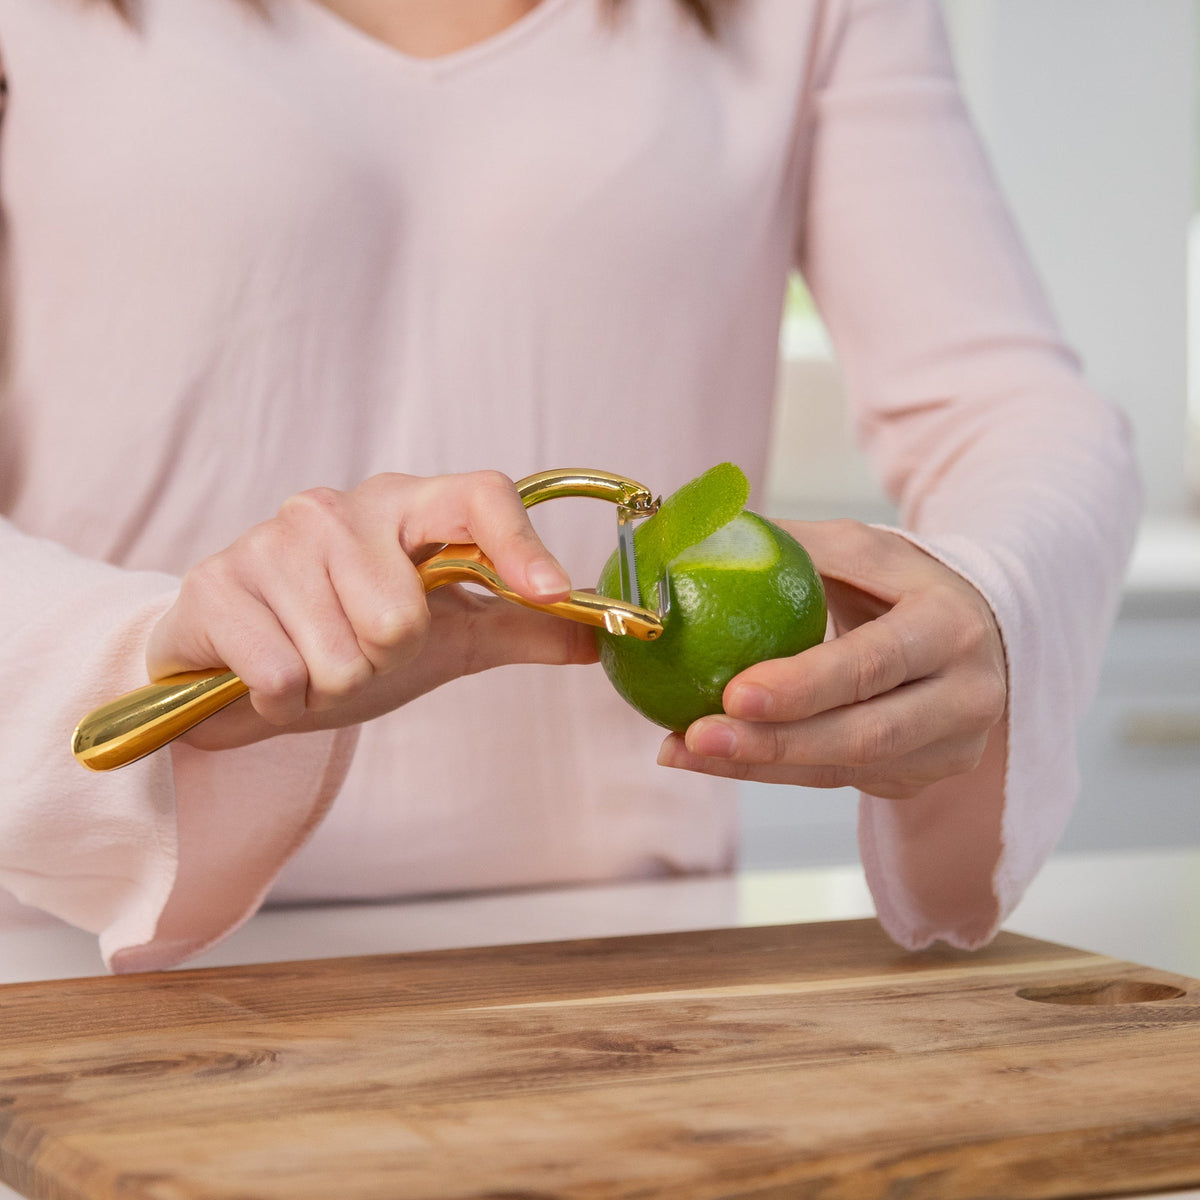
[106,724,358,973]
[857,522,1124,952]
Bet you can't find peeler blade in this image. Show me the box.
[616,501,671,624]
[654,571,671,622]
[616,506,641,607]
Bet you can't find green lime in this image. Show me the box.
[595,464,827,732]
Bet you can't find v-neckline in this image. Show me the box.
[294,0,576,78]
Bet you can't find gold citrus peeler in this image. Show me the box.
[71,468,666,772]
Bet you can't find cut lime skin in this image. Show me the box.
[629,461,750,592]
[596,507,827,733]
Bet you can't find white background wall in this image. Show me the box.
[942,0,1198,517]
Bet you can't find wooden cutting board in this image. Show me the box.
[1,919,1198,1200]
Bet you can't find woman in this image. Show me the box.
[0,0,1139,970]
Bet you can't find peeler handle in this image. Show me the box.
[416,543,662,637]
[72,670,251,772]
[72,469,662,772]
[514,468,658,513]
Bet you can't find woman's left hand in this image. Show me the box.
[657,520,1008,799]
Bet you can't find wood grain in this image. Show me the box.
[0,919,1197,1200]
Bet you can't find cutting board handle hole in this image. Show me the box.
[1016,979,1186,1006]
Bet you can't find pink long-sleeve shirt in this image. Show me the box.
[0,0,1139,972]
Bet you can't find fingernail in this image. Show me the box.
[658,733,698,770]
[727,682,771,719]
[688,719,737,759]
[527,559,570,597]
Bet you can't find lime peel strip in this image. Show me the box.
[630,462,751,589]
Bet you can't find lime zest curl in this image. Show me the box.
[603,462,751,599]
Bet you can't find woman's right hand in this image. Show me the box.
[145,471,598,751]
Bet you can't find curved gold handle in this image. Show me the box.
[72,469,663,772]
[72,671,249,772]
[416,542,663,638]
[515,468,658,514]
